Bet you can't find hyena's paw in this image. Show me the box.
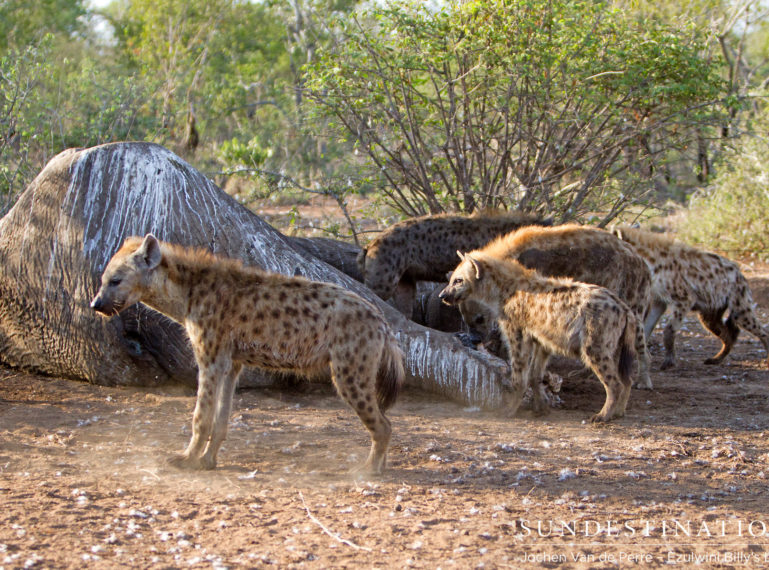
[633,379,653,390]
[167,453,215,471]
[351,459,385,479]
[589,412,617,424]
[591,408,625,423]
[350,466,384,481]
[660,358,675,371]
[530,402,551,417]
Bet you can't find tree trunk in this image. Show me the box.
[0,142,512,409]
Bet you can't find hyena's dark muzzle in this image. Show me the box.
[438,285,461,306]
[90,293,120,316]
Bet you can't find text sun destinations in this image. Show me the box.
[513,518,769,538]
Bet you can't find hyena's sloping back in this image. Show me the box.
[441,253,637,422]
[481,224,651,315]
[469,223,653,388]
[613,225,769,369]
[91,234,405,474]
[613,225,738,308]
[360,211,550,300]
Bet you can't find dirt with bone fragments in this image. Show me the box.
[2,269,769,569]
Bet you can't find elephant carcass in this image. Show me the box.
[0,142,511,408]
[287,236,364,282]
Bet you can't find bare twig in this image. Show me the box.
[218,166,362,246]
[298,491,372,551]
[139,468,161,480]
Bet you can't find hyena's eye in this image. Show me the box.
[108,277,122,287]
[452,277,464,286]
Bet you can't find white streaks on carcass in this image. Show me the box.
[397,330,504,409]
[4,142,510,408]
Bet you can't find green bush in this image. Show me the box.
[304,0,725,220]
[0,40,52,213]
[679,130,769,259]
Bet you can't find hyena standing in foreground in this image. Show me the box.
[458,224,653,394]
[613,225,769,369]
[357,211,550,316]
[91,235,404,474]
[440,252,637,422]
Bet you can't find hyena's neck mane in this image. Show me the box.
[615,225,676,251]
[139,241,252,323]
[158,242,246,283]
[476,254,573,303]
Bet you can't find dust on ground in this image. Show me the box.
[2,269,769,569]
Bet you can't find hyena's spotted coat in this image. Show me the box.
[440,252,637,422]
[91,235,404,474]
[613,225,769,369]
[459,224,653,393]
[357,211,549,315]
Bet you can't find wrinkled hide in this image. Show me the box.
[0,143,511,408]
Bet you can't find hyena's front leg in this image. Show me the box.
[644,299,667,339]
[499,327,530,416]
[169,356,239,470]
[391,278,416,320]
[200,362,243,470]
[526,343,551,416]
[661,306,685,370]
[633,314,653,390]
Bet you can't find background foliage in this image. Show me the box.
[1,0,769,242]
[305,0,725,222]
[679,118,769,260]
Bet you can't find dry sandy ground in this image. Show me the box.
[2,271,769,568]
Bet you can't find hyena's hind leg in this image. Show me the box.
[582,361,629,422]
[698,307,740,365]
[330,345,391,475]
[581,335,632,423]
[730,307,769,367]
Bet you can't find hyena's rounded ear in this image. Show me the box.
[138,234,162,270]
[467,255,483,280]
[457,250,465,261]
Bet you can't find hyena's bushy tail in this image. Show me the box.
[377,332,405,411]
[619,314,638,385]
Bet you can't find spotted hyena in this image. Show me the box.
[357,211,550,316]
[458,224,653,395]
[90,235,404,474]
[613,225,769,369]
[440,252,637,422]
